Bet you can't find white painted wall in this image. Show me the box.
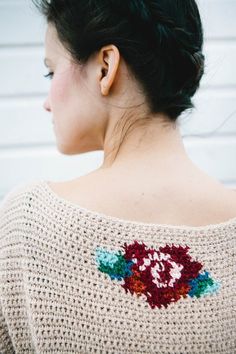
[0,0,236,201]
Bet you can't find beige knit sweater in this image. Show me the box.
[0,180,235,354]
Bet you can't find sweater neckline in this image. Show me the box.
[41,180,236,231]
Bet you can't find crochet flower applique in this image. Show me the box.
[95,241,221,309]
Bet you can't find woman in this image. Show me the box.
[0,0,235,353]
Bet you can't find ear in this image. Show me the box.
[98,45,120,96]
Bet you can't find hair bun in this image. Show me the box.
[110,1,187,46]
[192,51,205,80]
[110,0,152,24]
[127,0,151,22]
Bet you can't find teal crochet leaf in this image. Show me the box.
[95,247,134,280]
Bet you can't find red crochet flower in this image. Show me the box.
[95,240,220,309]
[121,240,203,309]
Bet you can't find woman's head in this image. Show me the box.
[33,0,205,162]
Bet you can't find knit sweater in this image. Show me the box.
[0,180,235,354]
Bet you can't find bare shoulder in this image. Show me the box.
[229,188,236,205]
[221,187,236,201]
[212,186,236,218]
[47,173,236,226]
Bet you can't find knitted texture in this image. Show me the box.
[0,180,235,354]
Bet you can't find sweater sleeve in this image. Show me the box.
[0,186,24,354]
[0,302,15,354]
[0,181,42,354]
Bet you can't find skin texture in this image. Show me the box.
[43,23,236,226]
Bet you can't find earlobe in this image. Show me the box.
[100,45,120,96]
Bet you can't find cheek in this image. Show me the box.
[49,67,101,144]
[50,72,70,104]
[49,70,82,138]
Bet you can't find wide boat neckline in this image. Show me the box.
[40,180,236,231]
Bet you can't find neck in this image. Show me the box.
[99,118,193,173]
